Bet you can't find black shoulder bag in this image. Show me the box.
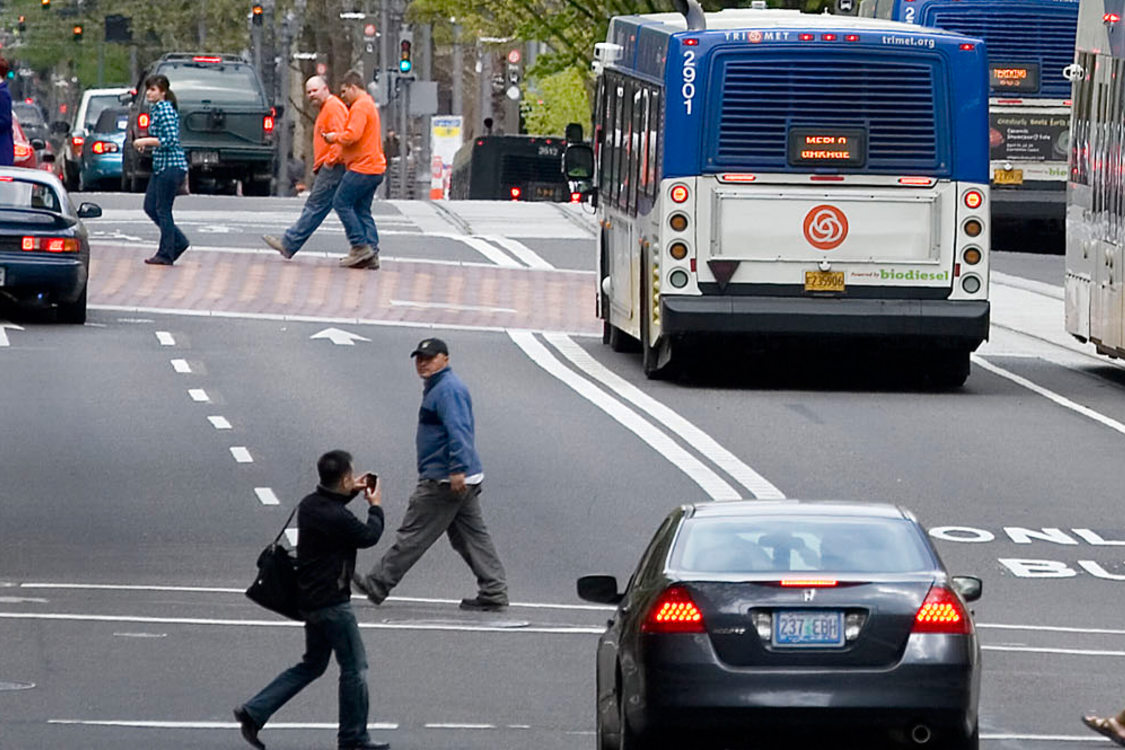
[245,506,304,621]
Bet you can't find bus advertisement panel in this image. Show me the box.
[585,5,991,385]
[858,0,1078,228]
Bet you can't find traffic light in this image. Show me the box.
[251,3,263,25]
[72,24,83,41]
[506,48,522,85]
[398,35,412,74]
[40,0,49,9]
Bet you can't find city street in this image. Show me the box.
[1,193,1123,749]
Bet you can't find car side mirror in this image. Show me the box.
[563,143,594,180]
[30,138,45,151]
[118,91,134,104]
[577,575,623,604]
[951,576,982,602]
[50,121,70,135]
[77,202,102,219]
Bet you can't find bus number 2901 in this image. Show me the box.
[682,50,697,115]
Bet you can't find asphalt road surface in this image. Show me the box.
[1,193,1122,750]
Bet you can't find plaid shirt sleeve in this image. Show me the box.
[150,101,188,173]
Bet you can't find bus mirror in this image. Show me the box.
[564,144,594,180]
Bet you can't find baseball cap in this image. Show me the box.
[410,338,449,358]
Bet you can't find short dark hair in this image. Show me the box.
[317,449,353,487]
[341,70,365,90]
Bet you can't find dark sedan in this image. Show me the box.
[0,168,101,323]
[578,501,983,750]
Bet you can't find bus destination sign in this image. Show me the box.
[989,62,1040,94]
[787,128,866,167]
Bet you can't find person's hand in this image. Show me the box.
[450,473,467,495]
[364,475,382,506]
[322,131,335,143]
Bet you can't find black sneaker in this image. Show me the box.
[459,596,509,612]
[339,742,390,750]
[352,573,387,605]
[233,707,265,750]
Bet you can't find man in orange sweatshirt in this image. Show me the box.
[322,70,387,269]
[262,76,348,259]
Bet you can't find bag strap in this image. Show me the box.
[272,505,299,546]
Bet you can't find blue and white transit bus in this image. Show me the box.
[582,0,991,384]
[857,0,1078,230]
[1064,0,1125,357]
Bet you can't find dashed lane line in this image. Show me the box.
[254,487,280,506]
[207,416,232,430]
[230,447,253,463]
[543,332,785,500]
[170,358,191,373]
[508,330,742,500]
[155,331,175,346]
[188,388,209,402]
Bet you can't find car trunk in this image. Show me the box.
[688,577,935,668]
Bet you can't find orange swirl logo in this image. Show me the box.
[803,205,849,250]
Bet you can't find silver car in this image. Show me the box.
[578,501,983,750]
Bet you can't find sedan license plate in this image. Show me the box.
[191,150,220,166]
[773,610,845,648]
[804,270,845,293]
[993,168,1024,186]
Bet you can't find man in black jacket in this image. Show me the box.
[234,450,389,750]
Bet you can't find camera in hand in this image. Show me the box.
[365,473,378,490]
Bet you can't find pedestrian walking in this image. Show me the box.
[234,450,390,750]
[1083,710,1125,745]
[133,74,190,266]
[354,339,509,611]
[262,76,347,259]
[321,70,386,270]
[0,58,13,168]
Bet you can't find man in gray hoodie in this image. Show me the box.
[355,338,508,611]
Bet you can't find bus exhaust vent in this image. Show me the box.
[714,55,943,173]
[926,6,1076,98]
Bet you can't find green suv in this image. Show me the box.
[122,53,278,195]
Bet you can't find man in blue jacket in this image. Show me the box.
[355,338,508,611]
[235,450,389,750]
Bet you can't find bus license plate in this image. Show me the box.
[993,168,1023,186]
[773,610,845,647]
[804,270,844,292]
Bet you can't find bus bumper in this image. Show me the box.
[990,186,1065,223]
[660,296,990,345]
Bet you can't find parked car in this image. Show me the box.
[0,167,101,323]
[578,500,983,749]
[121,53,277,195]
[56,87,131,191]
[78,107,128,191]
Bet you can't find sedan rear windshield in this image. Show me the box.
[670,516,933,575]
[13,104,45,126]
[158,64,266,105]
[0,180,62,213]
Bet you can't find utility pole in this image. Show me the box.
[477,43,493,138]
[275,12,292,196]
[451,21,463,118]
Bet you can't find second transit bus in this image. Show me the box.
[857,0,1078,231]
[582,2,992,384]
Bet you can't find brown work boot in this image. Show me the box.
[341,245,375,268]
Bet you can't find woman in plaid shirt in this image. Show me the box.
[133,74,190,266]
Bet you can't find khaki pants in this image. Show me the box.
[368,480,507,602]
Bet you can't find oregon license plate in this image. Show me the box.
[993,168,1024,185]
[804,270,845,292]
[773,610,845,647]
[191,150,220,166]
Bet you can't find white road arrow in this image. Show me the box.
[0,322,25,348]
[310,327,371,346]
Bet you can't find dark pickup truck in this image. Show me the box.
[121,53,278,195]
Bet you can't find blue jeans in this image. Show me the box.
[282,164,345,255]
[143,167,189,262]
[332,171,383,250]
[241,602,372,747]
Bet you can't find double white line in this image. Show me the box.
[509,331,785,501]
[460,234,555,270]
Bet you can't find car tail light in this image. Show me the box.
[91,141,119,155]
[570,191,582,202]
[70,135,84,155]
[193,56,223,63]
[138,113,150,130]
[642,585,704,634]
[510,186,522,200]
[779,579,838,587]
[913,585,973,635]
[22,236,80,253]
[263,115,275,134]
[14,144,32,159]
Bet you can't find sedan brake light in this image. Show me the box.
[91,141,119,155]
[22,236,80,253]
[138,113,150,130]
[913,585,973,635]
[642,585,704,634]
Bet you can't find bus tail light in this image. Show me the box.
[959,43,976,51]
[845,34,860,42]
[669,213,689,232]
[961,275,982,294]
[963,219,983,237]
[719,173,756,183]
[799,33,815,41]
[963,190,984,209]
[668,269,689,288]
[899,176,935,186]
[913,586,973,634]
[22,236,80,253]
[669,242,688,260]
[821,34,837,41]
[642,585,704,634]
[670,184,690,203]
[963,247,982,265]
